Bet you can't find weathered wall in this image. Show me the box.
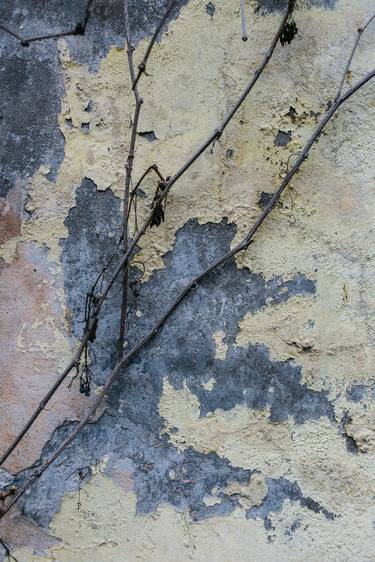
[0,0,374,560]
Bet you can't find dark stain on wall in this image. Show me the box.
[346,382,375,403]
[274,130,292,146]
[60,178,124,380]
[248,477,335,529]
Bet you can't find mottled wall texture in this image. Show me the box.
[0,0,374,560]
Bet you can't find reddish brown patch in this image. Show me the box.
[0,186,22,245]
[0,242,94,473]
[0,506,60,555]
[110,459,134,492]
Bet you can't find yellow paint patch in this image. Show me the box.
[213,329,228,360]
[13,471,375,562]
[158,379,375,516]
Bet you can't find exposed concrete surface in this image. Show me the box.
[0,0,375,560]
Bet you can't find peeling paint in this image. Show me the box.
[1,0,375,560]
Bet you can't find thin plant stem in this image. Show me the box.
[118,0,144,360]
[335,12,375,101]
[132,0,177,90]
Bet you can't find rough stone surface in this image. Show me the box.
[1,0,375,560]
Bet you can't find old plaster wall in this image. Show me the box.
[0,0,375,560]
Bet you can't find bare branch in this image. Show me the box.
[335,12,375,102]
[132,0,177,90]
[0,1,292,467]
[241,0,248,42]
[2,65,374,520]
[118,0,144,360]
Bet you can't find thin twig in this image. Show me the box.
[128,165,166,235]
[0,0,94,47]
[1,66,374,521]
[0,1,292,468]
[127,164,166,221]
[241,0,248,41]
[132,0,177,90]
[335,12,375,101]
[0,24,24,43]
[118,0,144,360]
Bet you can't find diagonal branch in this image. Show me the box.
[2,66,374,521]
[132,0,177,90]
[335,12,375,102]
[0,0,293,468]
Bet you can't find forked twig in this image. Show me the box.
[132,0,177,90]
[335,13,375,101]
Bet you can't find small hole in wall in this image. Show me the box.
[81,122,90,134]
[286,106,297,123]
[206,2,215,16]
[84,100,93,112]
[274,130,292,147]
[65,118,73,128]
[258,191,273,208]
[137,130,157,142]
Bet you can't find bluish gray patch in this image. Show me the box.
[206,2,215,16]
[274,130,292,147]
[346,384,366,402]
[0,0,189,70]
[286,518,301,536]
[138,130,157,142]
[81,122,90,134]
[15,179,333,527]
[60,178,124,382]
[248,477,335,523]
[346,382,375,403]
[13,414,252,527]
[339,412,358,454]
[255,0,336,13]
[0,46,64,197]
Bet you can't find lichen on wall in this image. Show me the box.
[0,0,375,560]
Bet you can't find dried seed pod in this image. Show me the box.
[280,19,298,46]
